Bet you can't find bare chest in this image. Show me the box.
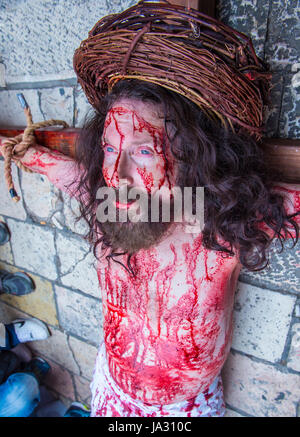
[97,236,239,339]
[96,235,240,403]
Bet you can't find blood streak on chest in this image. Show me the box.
[131,108,172,191]
[103,110,125,187]
[152,243,177,339]
[99,237,236,403]
[103,250,160,356]
[179,236,233,365]
[180,235,207,361]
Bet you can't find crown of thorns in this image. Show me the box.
[73,0,271,138]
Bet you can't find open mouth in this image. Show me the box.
[114,200,136,210]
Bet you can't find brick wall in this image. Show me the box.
[0,0,299,416]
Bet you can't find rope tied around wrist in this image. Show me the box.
[2,106,69,202]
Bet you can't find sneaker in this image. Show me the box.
[0,222,10,245]
[64,402,91,418]
[9,318,50,345]
[21,357,51,384]
[0,270,35,296]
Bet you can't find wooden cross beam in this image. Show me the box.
[0,126,299,183]
[170,0,216,18]
[1,2,299,184]
[0,127,79,158]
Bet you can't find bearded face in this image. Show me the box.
[98,98,177,253]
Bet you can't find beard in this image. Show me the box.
[100,219,171,254]
[98,188,174,254]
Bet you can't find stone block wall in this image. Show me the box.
[0,0,299,416]
[217,0,300,417]
[218,0,300,138]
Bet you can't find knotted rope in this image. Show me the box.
[2,106,69,202]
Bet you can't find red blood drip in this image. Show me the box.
[104,107,172,191]
[203,248,212,281]
[204,390,214,402]
[181,236,204,361]
[23,152,56,173]
[183,397,196,412]
[102,167,111,185]
[137,167,154,192]
[111,111,125,186]
[154,243,177,338]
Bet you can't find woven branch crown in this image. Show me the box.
[73,0,271,138]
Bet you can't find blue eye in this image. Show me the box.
[140,149,151,155]
[106,146,114,153]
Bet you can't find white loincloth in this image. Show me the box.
[90,342,226,417]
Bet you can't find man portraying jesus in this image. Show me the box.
[0,2,299,417]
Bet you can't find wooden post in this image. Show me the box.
[170,0,216,17]
[1,127,300,183]
[198,0,216,18]
[0,127,79,158]
[170,0,199,10]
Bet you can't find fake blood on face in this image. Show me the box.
[102,104,174,193]
[103,108,125,188]
[136,167,154,192]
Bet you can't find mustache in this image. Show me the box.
[111,186,174,203]
[112,186,149,201]
[96,184,178,225]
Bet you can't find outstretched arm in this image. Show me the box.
[0,136,82,198]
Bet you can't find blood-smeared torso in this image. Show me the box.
[1,135,298,406]
[97,227,241,405]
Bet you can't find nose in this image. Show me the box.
[115,150,134,187]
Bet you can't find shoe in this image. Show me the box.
[64,402,91,417]
[21,357,51,384]
[0,222,10,245]
[0,270,35,295]
[9,318,50,344]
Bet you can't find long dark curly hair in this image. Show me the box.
[73,79,298,272]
